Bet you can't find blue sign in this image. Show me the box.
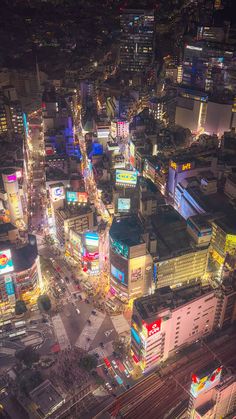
[5,277,15,296]
[111,264,125,284]
[131,327,141,345]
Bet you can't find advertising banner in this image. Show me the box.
[116,169,137,186]
[0,249,14,275]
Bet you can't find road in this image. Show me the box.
[95,332,236,419]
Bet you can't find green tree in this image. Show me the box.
[37,294,51,312]
[15,347,40,368]
[15,300,27,315]
[112,338,129,358]
[79,355,98,371]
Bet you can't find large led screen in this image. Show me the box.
[117,198,131,213]
[0,249,14,275]
[116,169,137,186]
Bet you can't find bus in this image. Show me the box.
[103,358,112,369]
[14,321,26,329]
[9,330,27,340]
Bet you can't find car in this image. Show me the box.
[114,374,123,385]
[124,369,130,378]
[91,310,96,315]
[111,360,118,369]
[95,353,100,358]
[105,383,112,391]
[100,342,104,348]
[76,308,80,315]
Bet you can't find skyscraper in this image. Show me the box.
[119,9,154,73]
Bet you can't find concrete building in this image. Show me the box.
[28,379,65,418]
[224,174,236,200]
[0,235,42,312]
[110,119,129,139]
[119,9,154,73]
[55,204,95,244]
[149,206,210,289]
[189,370,236,419]
[109,215,153,302]
[1,169,24,225]
[131,284,218,372]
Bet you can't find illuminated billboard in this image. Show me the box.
[118,198,131,213]
[111,264,125,284]
[191,366,222,398]
[66,191,88,203]
[0,249,14,275]
[5,276,15,296]
[142,319,161,337]
[7,174,17,182]
[50,185,65,201]
[84,232,99,248]
[116,169,137,186]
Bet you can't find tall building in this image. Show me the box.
[109,215,153,302]
[188,367,236,419]
[0,235,42,313]
[150,206,210,289]
[181,41,236,96]
[119,9,154,73]
[1,169,24,225]
[131,284,218,372]
[0,93,24,138]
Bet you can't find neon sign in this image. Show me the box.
[191,366,222,398]
[116,169,137,186]
[182,162,191,171]
[143,319,161,337]
[170,161,177,170]
[0,249,14,275]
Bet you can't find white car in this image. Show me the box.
[124,369,131,378]
[111,360,118,369]
[105,383,112,391]
[76,308,80,315]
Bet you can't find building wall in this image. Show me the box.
[156,247,209,289]
[131,289,218,372]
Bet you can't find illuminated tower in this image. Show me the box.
[2,169,23,225]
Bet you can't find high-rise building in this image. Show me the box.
[119,9,154,73]
[109,215,153,302]
[181,41,236,96]
[1,169,24,225]
[0,93,24,138]
[131,284,217,373]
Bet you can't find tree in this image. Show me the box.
[37,294,51,312]
[112,338,129,358]
[15,347,40,368]
[79,355,98,371]
[15,300,27,315]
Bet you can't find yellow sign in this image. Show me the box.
[225,234,236,255]
[182,163,191,171]
[170,161,177,170]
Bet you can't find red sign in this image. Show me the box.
[143,319,161,337]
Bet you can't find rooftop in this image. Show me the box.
[109,215,144,247]
[134,283,213,322]
[56,203,93,220]
[29,379,64,417]
[0,223,18,234]
[0,235,38,275]
[151,205,201,259]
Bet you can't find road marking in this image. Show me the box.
[52,314,70,350]
[75,311,105,351]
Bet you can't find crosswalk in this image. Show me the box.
[52,314,70,350]
[75,310,105,351]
